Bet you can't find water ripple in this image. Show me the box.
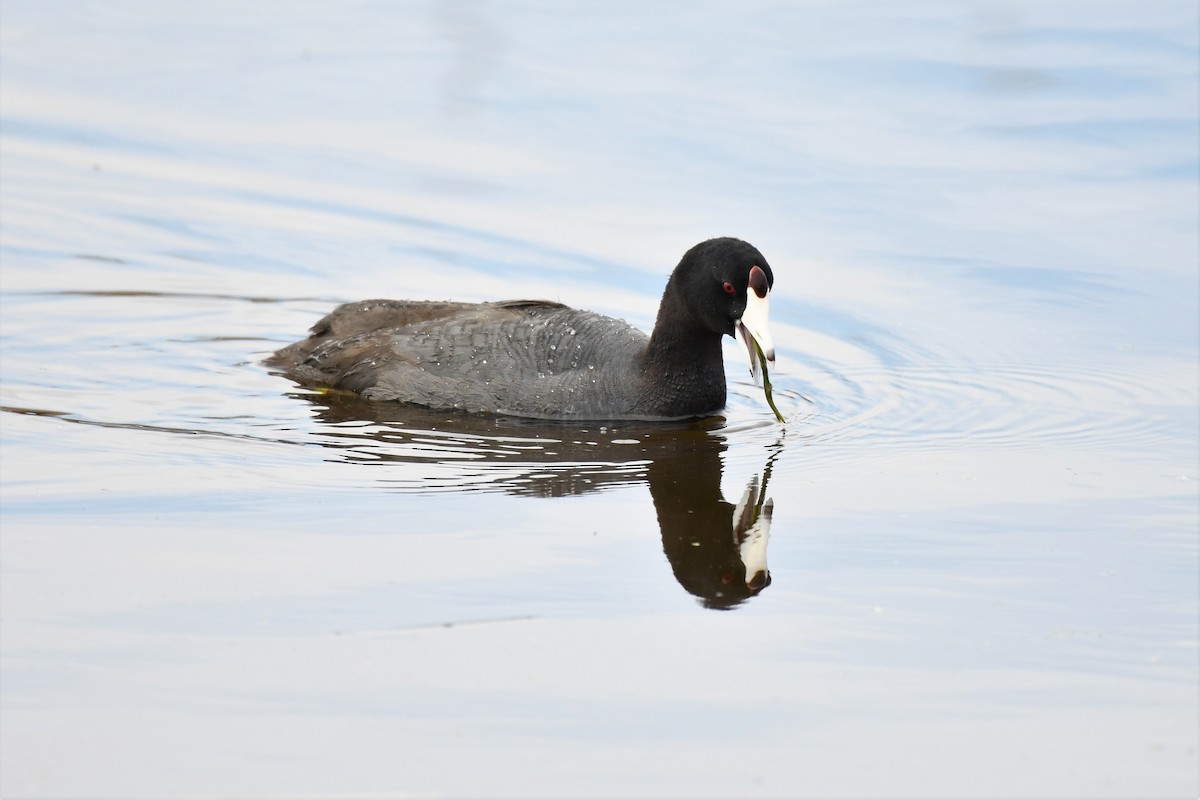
[755,352,1192,457]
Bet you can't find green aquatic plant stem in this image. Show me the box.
[755,339,786,424]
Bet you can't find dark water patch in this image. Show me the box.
[0,117,177,155]
[24,288,335,304]
[0,404,303,449]
[230,187,642,278]
[979,117,1199,147]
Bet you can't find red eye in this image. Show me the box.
[722,281,736,295]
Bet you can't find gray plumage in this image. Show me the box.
[267,238,775,420]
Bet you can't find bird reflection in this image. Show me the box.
[651,453,774,609]
[295,391,780,608]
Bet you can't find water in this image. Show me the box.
[2,2,1197,797]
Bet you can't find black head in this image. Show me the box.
[668,237,775,337]
[644,237,778,417]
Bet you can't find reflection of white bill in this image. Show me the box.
[732,475,772,589]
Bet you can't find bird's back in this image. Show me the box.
[268,299,658,418]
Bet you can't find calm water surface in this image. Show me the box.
[1,2,1197,797]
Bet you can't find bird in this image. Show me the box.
[267,237,775,420]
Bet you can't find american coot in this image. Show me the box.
[268,237,776,420]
